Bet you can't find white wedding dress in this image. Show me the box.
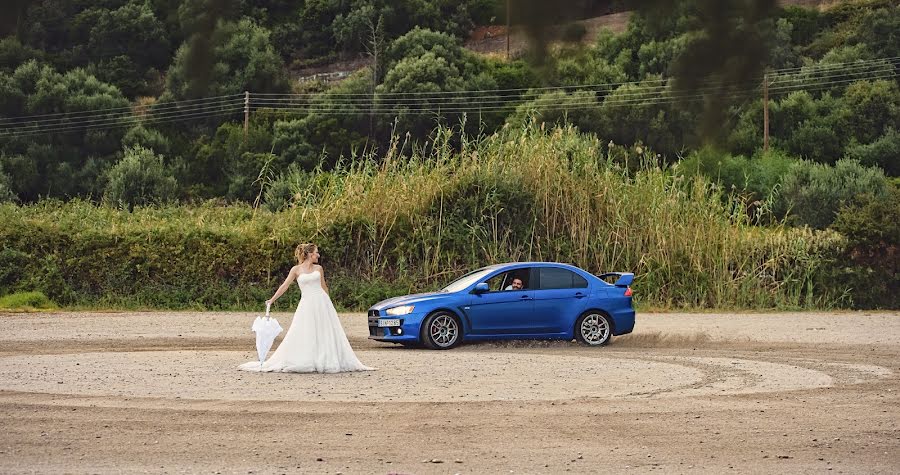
[239,270,374,373]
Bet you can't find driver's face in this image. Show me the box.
[511,279,523,290]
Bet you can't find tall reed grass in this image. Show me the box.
[0,123,845,310]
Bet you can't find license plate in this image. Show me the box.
[378,319,401,327]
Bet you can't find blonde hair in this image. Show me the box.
[294,243,317,264]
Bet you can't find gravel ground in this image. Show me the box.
[1,310,898,474]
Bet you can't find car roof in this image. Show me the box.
[470,262,593,275]
[499,261,581,268]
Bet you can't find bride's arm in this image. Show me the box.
[266,266,299,306]
[317,265,330,295]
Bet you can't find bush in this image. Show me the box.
[104,146,178,210]
[829,183,900,308]
[678,147,797,211]
[845,128,900,177]
[0,291,56,310]
[122,125,171,156]
[0,247,28,294]
[778,159,889,229]
[679,146,748,192]
[0,167,15,202]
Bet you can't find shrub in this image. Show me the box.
[845,128,900,177]
[0,291,56,310]
[829,183,900,308]
[679,147,797,206]
[0,167,15,202]
[122,125,171,156]
[778,159,889,229]
[0,247,28,294]
[679,146,749,193]
[104,146,178,210]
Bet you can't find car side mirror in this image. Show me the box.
[472,282,489,294]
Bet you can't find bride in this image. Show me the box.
[239,243,374,373]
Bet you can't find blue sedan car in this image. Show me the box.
[367,262,635,349]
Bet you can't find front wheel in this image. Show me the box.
[575,312,612,346]
[421,312,462,350]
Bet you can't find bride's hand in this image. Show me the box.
[265,298,274,307]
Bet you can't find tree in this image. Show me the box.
[272,72,373,171]
[122,125,171,156]
[845,128,900,177]
[383,27,467,72]
[507,90,602,133]
[376,29,497,138]
[165,17,288,100]
[841,79,900,145]
[87,0,171,97]
[104,145,178,210]
[845,4,900,59]
[0,38,43,74]
[0,61,131,201]
[178,121,274,199]
[595,79,699,157]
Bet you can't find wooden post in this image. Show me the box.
[506,0,511,60]
[763,73,769,152]
[243,91,250,141]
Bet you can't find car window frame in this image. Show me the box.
[483,266,534,293]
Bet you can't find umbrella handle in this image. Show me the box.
[265,302,271,318]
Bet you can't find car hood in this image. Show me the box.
[370,292,449,311]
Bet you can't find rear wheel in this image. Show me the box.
[421,311,462,350]
[575,312,612,346]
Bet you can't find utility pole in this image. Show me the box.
[506,0,511,60]
[762,73,769,152]
[243,91,250,141]
[366,15,384,143]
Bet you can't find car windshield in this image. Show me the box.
[440,267,496,293]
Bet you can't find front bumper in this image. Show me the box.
[367,310,423,342]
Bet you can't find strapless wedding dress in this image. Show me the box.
[239,270,374,373]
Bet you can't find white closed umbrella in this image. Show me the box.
[251,303,283,367]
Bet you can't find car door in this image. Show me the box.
[531,267,590,333]
[465,268,535,335]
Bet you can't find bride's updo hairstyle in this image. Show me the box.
[295,243,317,264]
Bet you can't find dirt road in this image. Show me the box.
[1,311,898,473]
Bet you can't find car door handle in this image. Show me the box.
[520,295,533,300]
[574,292,586,299]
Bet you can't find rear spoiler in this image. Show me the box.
[598,272,634,287]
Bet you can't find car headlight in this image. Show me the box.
[386,305,415,316]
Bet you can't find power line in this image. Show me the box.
[2,108,244,138]
[247,65,899,109]
[1,100,245,134]
[0,58,896,136]
[3,61,892,134]
[0,94,243,123]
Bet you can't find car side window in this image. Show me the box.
[573,273,588,288]
[484,272,508,292]
[539,268,587,290]
[485,269,531,292]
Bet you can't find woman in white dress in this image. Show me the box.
[239,243,374,373]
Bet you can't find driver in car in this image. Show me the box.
[504,278,524,291]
